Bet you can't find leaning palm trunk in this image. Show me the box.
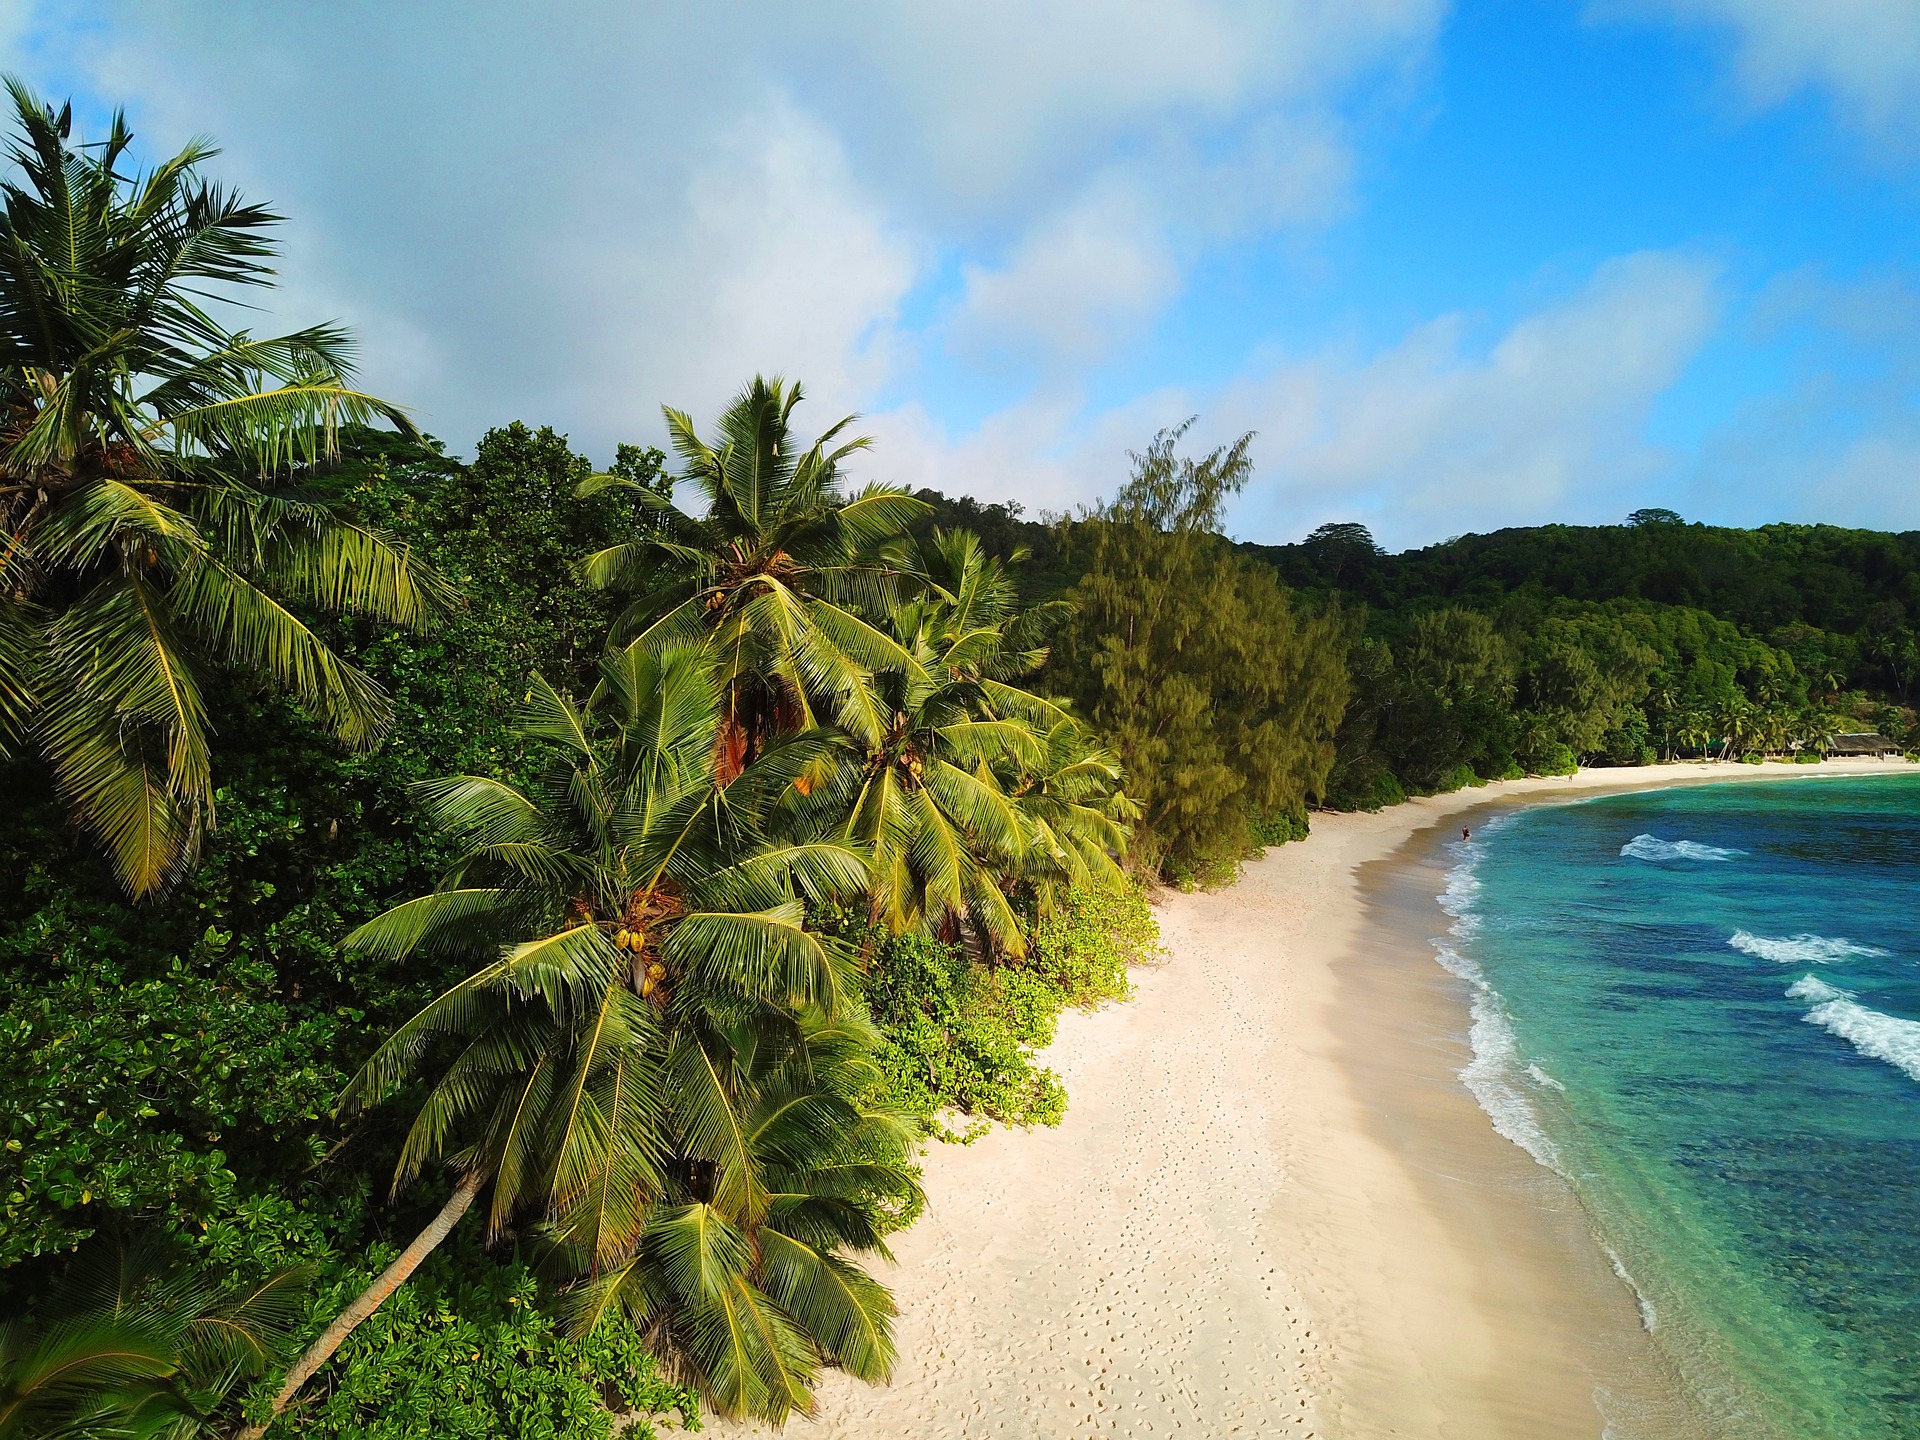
[234,1170,485,1440]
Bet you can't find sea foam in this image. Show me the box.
[1620,834,1745,862]
[1434,835,1563,1173]
[1446,950,1563,1172]
[1788,975,1920,1084]
[1525,1063,1567,1092]
[1729,931,1889,964]
[1601,1240,1659,1333]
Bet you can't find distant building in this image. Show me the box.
[1828,732,1902,757]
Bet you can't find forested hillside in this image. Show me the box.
[1245,512,1920,808]
[1255,513,1920,638]
[912,493,1920,814]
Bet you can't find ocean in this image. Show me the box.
[1439,774,1920,1440]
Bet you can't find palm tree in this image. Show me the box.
[0,80,448,895]
[1677,709,1710,760]
[1010,718,1134,916]
[1716,696,1754,762]
[0,1235,305,1440]
[563,1005,919,1423]
[576,375,927,778]
[1796,705,1838,757]
[1645,677,1679,760]
[1862,625,1910,700]
[800,530,1132,955]
[780,531,1041,956]
[240,642,871,1436]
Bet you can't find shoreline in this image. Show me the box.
[734,758,1911,1439]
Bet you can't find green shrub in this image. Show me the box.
[1029,883,1161,1006]
[1521,741,1579,776]
[1159,847,1245,891]
[862,884,1161,1134]
[0,928,355,1270]
[272,1239,699,1439]
[1249,807,1311,847]
[1352,770,1407,811]
[1432,764,1484,794]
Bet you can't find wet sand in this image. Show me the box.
[724,759,1910,1439]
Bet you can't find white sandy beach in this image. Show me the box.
[722,759,1911,1440]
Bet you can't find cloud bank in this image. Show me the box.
[0,0,1913,548]
[1608,0,1920,146]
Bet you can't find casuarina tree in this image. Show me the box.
[1050,421,1348,878]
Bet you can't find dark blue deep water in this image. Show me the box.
[1442,775,1920,1439]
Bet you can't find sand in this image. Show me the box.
[723,758,1912,1440]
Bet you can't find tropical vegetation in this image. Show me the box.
[1048,423,1348,881]
[8,73,1919,1440]
[0,80,450,898]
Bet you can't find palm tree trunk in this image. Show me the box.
[232,1170,485,1440]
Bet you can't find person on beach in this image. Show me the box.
[1462,826,1471,842]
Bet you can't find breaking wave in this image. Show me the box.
[1435,829,1562,1173]
[1788,975,1920,1084]
[1438,945,1563,1172]
[1526,1062,1567,1092]
[1729,931,1889,965]
[1620,834,1745,862]
[1602,1240,1659,1333]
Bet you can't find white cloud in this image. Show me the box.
[547,100,920,437]
[1608,0,1920,144]
[863,396,1094,514]
[805,0,1443,218]
[0,0,1444,460]
[947,185,1179,367]
[865,253,1727,549]
[1209,251,1723,545]
[938,103,1359,374]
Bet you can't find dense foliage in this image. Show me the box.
[3,391,1158,1435]
[919,479,1920,834]
[0,424,650,1277]
[861,882,1159,1135]
[0,82,451,897]
[1251,513,1920,808]
[287,1248,697,1440]
[1048,425,1348,881]
[1260,512,1920,644]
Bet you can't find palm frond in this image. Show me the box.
[171,555,392,746]
[667,907,848,1013]
[756,1230,897,1381]
[339,888,514,963]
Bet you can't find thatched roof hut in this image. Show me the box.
[1828,732,1902,757]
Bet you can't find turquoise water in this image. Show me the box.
[1443,775,1920,1439]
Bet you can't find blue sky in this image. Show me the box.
[5,1,1918,548]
